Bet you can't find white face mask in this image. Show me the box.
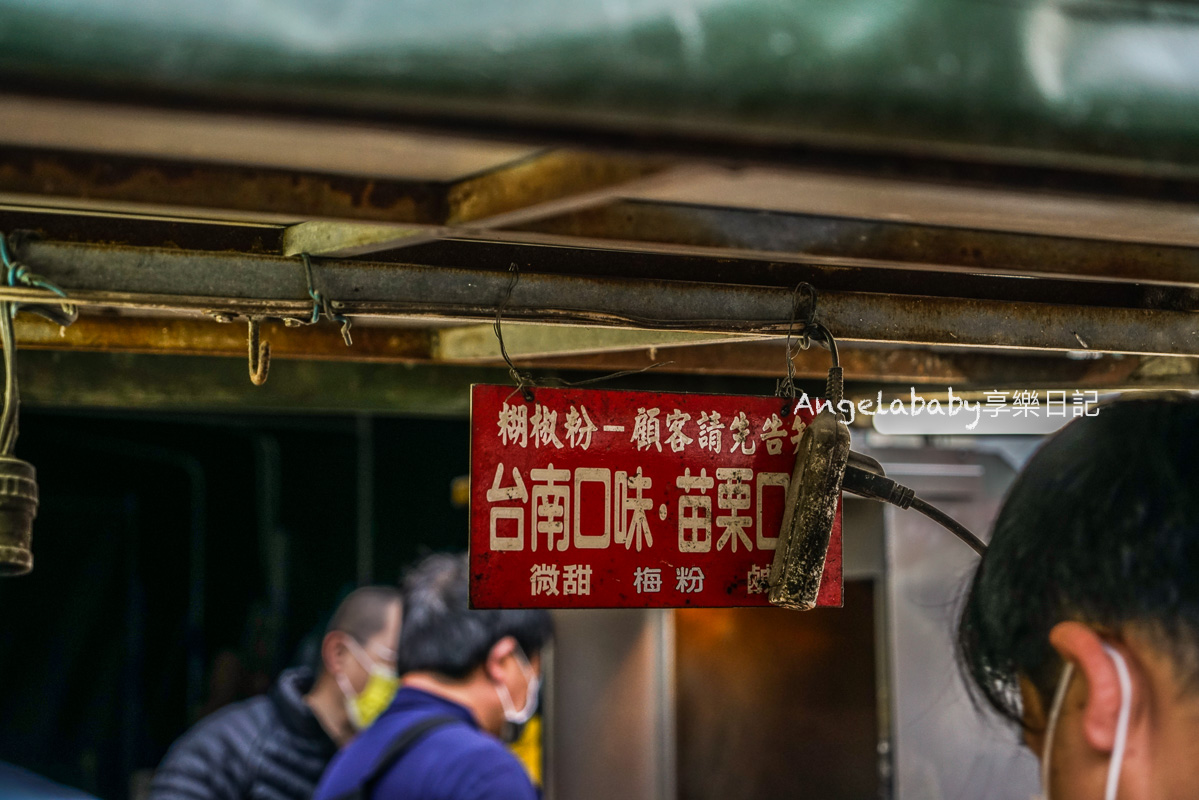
[1037,644,1132,800]
[493,643,540,725]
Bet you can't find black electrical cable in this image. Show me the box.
[908,496,988,557]
[841,462,987,557]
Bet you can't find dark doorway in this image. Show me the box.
[0,409,471,799]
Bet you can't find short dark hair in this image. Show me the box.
[397,553,554,680]
[957,395,1199,725]
[327,585,403,646]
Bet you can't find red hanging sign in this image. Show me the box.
[468,385,842,609]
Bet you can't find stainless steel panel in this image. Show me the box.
[875,447,1040,800]
[546,609,674,800]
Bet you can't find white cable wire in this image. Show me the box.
[1042,661,1075,795]
[1102,644,1132,800]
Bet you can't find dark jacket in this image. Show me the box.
[149,667,338,800]
[314,687,535,800]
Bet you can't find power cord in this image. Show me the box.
[841,453,987,556]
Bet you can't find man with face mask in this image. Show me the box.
[150,586,402,800]
[957,395,1199,800]
[314,553,553,800]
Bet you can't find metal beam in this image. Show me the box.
[432,323,754,361]
[281,221,429,258]
[16,312,753,367]
[6,202,1199,313]
[0,145,663,227]
[0,94,542,183]
[503,200,1199,287]
[15,314,1180,396]
[15,349,1195,417]
[0,204,286,251]
[382,238,1199,313]
[8,239,1199,357]
[280,159,674,257]
[15,314,431,361]
[0,147,448,224]
[442,150,665,227]
[515,344,1153,389]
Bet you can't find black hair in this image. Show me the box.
[957,395,1199,725]
[397,552,554,680]
[305,585,400,675]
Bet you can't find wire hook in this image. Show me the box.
[778,282,819,414]
[300,253,353,346]
[247,318,271,386]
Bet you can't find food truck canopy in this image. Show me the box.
[0,0,1195,412]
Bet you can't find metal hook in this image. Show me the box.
[247,318,271,386]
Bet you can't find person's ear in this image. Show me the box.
[321,631,351,677]
[485,636,517,681]
[1047,621,1130,754]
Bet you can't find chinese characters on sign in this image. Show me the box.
[469,385,843,609]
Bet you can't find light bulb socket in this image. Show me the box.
[0,456,38,577]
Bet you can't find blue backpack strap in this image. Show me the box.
[327,714,460,800]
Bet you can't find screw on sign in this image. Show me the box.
[469,385,842,609]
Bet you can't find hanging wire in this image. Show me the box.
[301,252,324,325]
[491,263,678,401]
[776,283,817,410]
[0,231,81,456]
[909,497,987,556]
[809,322,844,411]
[546,362,672,387]
[0,296,18,456]
[494,264,537,402]
[301,253,353,346]
[776,283,844,414]
[0,233,76,326]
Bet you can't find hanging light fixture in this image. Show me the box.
[0,288,38,576]
[0,233,76,576]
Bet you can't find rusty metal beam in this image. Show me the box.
[0,204,287,251]
[0,147,447,224]
[515,344,1150,388]
[443,150,664,227]
[385,238,1199,313]
[0,146,662,227]
[500,200,1199,287]
[15,348,1194,417]
[5,203,1199,315]
[15,314,431,361]
[7,239,1199,357]
[17,313,1184,397]
[431,323,754,361]
[523,346,1199,395]
[0,94,543,183]
[280,160,673,257]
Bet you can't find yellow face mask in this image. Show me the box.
[337,638,399,730]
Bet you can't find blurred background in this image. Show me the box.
[0,402,1045,800]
